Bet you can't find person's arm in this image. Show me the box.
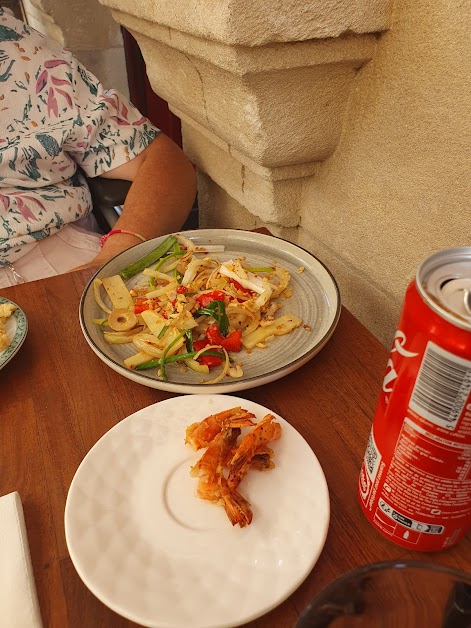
[84,132,197,267]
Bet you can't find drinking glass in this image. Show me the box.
[296,560,471,628]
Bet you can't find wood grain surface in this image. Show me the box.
[1,258,470,628]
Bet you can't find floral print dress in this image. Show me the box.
[0,8,159,265]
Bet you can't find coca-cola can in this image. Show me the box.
[358,247,471,551]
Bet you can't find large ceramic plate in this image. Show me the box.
[65,395,330,628]
[79,229,340,394]
[0,297,28,370]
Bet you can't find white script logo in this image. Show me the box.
[382,331,418,393]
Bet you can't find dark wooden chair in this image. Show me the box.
[86,176,199,232]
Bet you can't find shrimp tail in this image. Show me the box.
[220,480,253,527]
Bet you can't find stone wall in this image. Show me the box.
[100,0,468,347]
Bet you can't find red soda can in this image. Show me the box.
[358,247,471,551]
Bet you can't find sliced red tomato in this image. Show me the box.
[176,286,187,294]
[193,339,208,351]
[193,339,223,367]
[196,290,226,308]
[231,280,253,295]
[206,325,242,352]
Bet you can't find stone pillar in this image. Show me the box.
[21,0,129,95]
[99,1,392,228]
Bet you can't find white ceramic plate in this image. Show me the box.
[79,229,340,394]
[65,395,330,628]
[0,297,28,370]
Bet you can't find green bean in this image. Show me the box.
[119,236,178,281]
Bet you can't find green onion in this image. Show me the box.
[158,331,186,381]
[135,350,225,371]
[120,236,178,281]
[149,250,185,288]
[185,329,194,352]
[154,251,185,271]
[244,266,274,273]
[193,300,229,336]
[158,325,169,339]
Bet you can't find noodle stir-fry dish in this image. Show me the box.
[92,234,303,384]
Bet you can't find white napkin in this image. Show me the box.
[0,492,43,628]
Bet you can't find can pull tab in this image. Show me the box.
[440,278,471,320]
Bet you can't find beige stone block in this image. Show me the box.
[125,22,374,169]
[182,121,307,227]
[110,13,377,74]
[176,107,317,181]
[198,60,357,167]
[102,0,392,45]
[135,34,209,132]
[197,172,264,232]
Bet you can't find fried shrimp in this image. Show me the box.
[219,477,253,527]
[196,475,253,527]
[186,408,281,527]
[191,425,242,482]
[227,414,282,490]
[185,407,256,450]
[192,426,254,526]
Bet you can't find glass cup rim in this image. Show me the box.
[298,559,471,624]
[318,559,471,582]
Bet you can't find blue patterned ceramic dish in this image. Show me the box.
[0,297,28,370]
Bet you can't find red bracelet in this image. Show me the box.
[99,229,146,248]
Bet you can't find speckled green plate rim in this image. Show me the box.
[0,296,28,370]
[79,229,341,394]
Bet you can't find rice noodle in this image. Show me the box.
[269,267,290,298]
[193,345,230,385]
[145,279,178,298]
[97,238,299,385]
[93,279,112,314]
[227,303,260,336]
[132,335,165,357]
[176,234,195,252]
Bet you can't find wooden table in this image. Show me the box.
[1,265,470,628]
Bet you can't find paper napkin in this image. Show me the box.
[0,492,43,627]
